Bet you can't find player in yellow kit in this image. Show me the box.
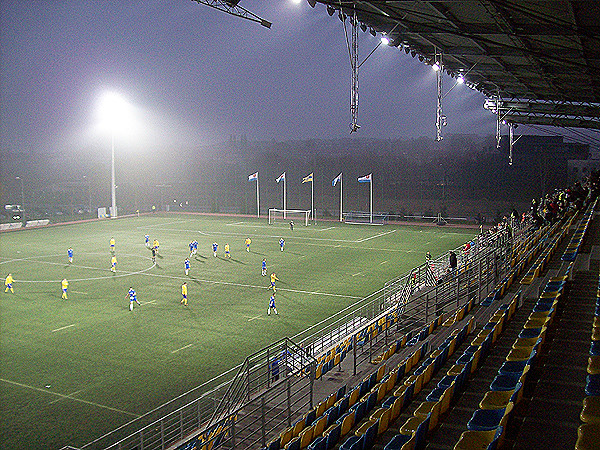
[180,282,188,306]
[224,243,231,258]
[270,272,279,293]
[111,255,117,272]
[61,278,69,299]
[4,273,14,293]
[245,237,251,252]
[110,237,116,253]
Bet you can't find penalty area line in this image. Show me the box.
[356,229,396,243]
[52,324,76,333]
[0,378,140,418]
[171,344,193,354]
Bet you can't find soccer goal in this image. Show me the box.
[268,208,311,226]
[343,211,389,225]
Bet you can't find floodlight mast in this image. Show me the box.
[111,131,117,218]
[191,0,272,28]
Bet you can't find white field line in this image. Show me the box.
[245,315,267,322]
[52,324,76,333]
[227,221,245,226]
[49,388,84,404]
[70,290,88,294]
[10,255,155,283]
[0,378,140,418]
[319,227,336,231]
[171,344,193,354]
[380,261,388,265]
[356,229,397,242]
[139,271,362,299]
[352,272,364,277]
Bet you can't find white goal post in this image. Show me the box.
[268,208,311,226]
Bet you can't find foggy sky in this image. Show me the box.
[0,0,498,157]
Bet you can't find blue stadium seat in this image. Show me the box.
[585,374,600,396]
[325,405,339,427]
[339,435,364,450]
[285,436,301,450]
[324,423,341,450]
[384,433,414,450]
[362,420,378,450]
[305,409,316,427]
[307,436,326,450]
[467,403,514,432]
[267,437,281,450]
[352,399,367,423]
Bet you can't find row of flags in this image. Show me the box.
[247,172,372,185]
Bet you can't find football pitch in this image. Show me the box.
[0,214,476,449]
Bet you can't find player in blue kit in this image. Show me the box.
[192,240,198,256]
[145,234,150,247]
[189,241,195,257]
[268,293,278,315]
[67,247,74,263]
[212,242,218,257]
[184,257,190,276]
[262,258,267,276]
[126,287,141,311]
[279,238,285,252]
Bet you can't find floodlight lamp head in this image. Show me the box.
[380,36,390,46]
[99,91,131,129]
[432,62,440,71]
[457,75,465,84]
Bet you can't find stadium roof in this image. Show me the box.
[311,0,600,129]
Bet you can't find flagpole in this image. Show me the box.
[256,173,260,218]
[339,174,343,222]
[283,177,287,219]
[370,175,373,224]
[311,177,314,224]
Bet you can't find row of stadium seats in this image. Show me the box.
[263,340,430,450]
[383,288,519,450]
[374,298,476,365]
[314,312,402,380]
[520,218,572,285]
[380,317,479,450]
[562,199,597,262]
[355,312,400,347]
[335,316,476,450]
[453,274,565,449]
[576,272,600,449]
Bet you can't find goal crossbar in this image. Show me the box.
[268,208,311,226]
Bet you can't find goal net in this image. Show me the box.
[268,209,311,226]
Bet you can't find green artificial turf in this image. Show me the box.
[0,214,475,449]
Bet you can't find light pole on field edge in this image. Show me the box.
[15,176,24,220]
